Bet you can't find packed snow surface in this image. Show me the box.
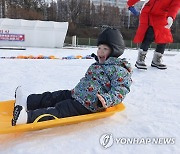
[0,47,180,154]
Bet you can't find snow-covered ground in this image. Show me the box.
[0,47,180,154]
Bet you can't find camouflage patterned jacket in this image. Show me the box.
[71,57,132,112]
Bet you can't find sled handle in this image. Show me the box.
[33,114,59,123]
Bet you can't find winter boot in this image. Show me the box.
[15,86,28,110]
[151,52,167,69]
[135,49,147,69]
[12,105,27,126]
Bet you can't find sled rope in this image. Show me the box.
[33,114,59,123]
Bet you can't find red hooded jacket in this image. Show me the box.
[127,0,180,43]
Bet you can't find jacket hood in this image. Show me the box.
[96,57,132,73]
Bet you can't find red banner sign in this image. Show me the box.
[0,33,25,41]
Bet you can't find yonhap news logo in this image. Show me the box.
[99,133,175,149]
[99,133,114,149]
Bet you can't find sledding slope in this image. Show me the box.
[0,47,180,154]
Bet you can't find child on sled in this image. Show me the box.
[12,27,132,126]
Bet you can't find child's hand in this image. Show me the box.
[96,94,107,108]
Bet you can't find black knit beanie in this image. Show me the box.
[97,27,125,57]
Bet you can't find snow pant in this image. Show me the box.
[26,90,92,123]
[140,26,166,54]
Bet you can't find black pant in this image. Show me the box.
[140,26,166,54]
[26,90,92,123]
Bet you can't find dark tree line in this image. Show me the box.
[0,0,179,42]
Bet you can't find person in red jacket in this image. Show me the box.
[127,0,180,69]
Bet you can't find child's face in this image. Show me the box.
[97,44,111,64]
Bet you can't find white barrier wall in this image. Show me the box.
[0,18,68,48]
